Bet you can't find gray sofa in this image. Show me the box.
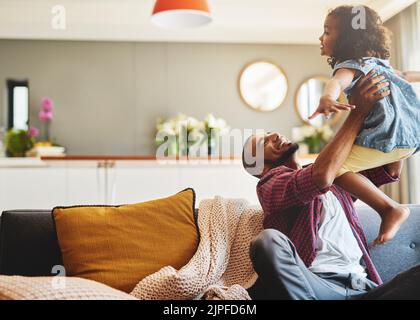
[358,204,420,283]
[0,206,419,292]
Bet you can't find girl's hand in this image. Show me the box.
[308,95,356,120]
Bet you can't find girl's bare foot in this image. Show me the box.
[373,206,410,245]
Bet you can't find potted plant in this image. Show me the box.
[294,125,333,154]
[203,114,230,156]
[5,127,39,157]
[156,114,204,156]
[38,97,54,143]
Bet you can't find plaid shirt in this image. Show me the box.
[257,164,399,285]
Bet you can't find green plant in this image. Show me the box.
[203,114,230,155]
[296,125,333,154]
[5,129,35,157]
[155,113,230,157]
[156,114,204,156]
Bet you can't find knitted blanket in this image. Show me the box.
[130,197,264,300]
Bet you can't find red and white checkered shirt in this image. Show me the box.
[257,164,399,285]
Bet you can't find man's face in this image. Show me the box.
[252,132,298,171]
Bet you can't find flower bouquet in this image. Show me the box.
[29,97,65,156]
[155,113,230,157]
[38,97,54,142]
[292,125,333,154]
[203,113,230,155]
[156,114,204,156]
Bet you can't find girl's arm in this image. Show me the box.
[309,68,357,119]
[323,68,356,100]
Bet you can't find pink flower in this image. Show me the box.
[41,97,54,112]
[28,127,39,138]
[39,110,53,122]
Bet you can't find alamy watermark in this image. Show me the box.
[352,6,366,30]
[51,5,66,30]
[51,265,66,289]
[155,126,266,175]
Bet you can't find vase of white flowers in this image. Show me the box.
[292,125,333,154]
[203,113,230,156]
[156,113,230,157]
[156,114,204,156]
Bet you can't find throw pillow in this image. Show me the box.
[0,276,138,300]
[52,188,198,293]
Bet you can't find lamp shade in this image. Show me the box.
[151,0,212,28]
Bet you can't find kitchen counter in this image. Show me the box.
[40,155,241,161]
[0,157,47,168]
[0,154,318,212]
[40,154,318,161]
[0,154,318,167]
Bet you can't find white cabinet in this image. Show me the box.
[178,163,259,205]
[0,159,261,213]
[109,161,181,205]
[0,163,67,212]
[0,160,104,212]
[110,160,259,206]
[66,161,106,206]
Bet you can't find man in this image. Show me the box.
[242,70,420,300]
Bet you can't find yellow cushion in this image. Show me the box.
[52,188,198,293]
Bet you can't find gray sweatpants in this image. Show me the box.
[249,229,420,300]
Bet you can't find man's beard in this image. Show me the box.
[268,143,299,167]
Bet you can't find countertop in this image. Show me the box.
[39,155,241,161]
[0,154,318,167]
[40,154,318,161]
[0,157,48,167]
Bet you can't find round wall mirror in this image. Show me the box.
[238,61,288,112]
[295,76,346,127]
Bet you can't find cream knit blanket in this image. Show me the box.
[130,197,264,300]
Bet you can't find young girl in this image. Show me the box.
[310,5,420,245]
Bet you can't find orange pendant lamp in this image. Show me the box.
[151,0,212,28]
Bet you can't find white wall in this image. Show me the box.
[0,40,330,155]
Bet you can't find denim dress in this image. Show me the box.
[333,57,420,153]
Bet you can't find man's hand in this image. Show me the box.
[385,160,404,179]
[349,70,390,116]
[313,70,391,189]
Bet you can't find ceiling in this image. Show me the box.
[0,0,416,44]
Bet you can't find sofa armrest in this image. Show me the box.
[0,210,63,276]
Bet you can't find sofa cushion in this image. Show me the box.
[357,204,420,283]
[0,275,137,300]
[0,210,63,276]
[52,188,199,293]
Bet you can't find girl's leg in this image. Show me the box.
[335,172,410,245]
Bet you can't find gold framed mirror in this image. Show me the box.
[238,60,288,112]
[295,76,347,127]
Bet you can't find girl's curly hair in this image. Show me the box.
[327,5,392,68]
